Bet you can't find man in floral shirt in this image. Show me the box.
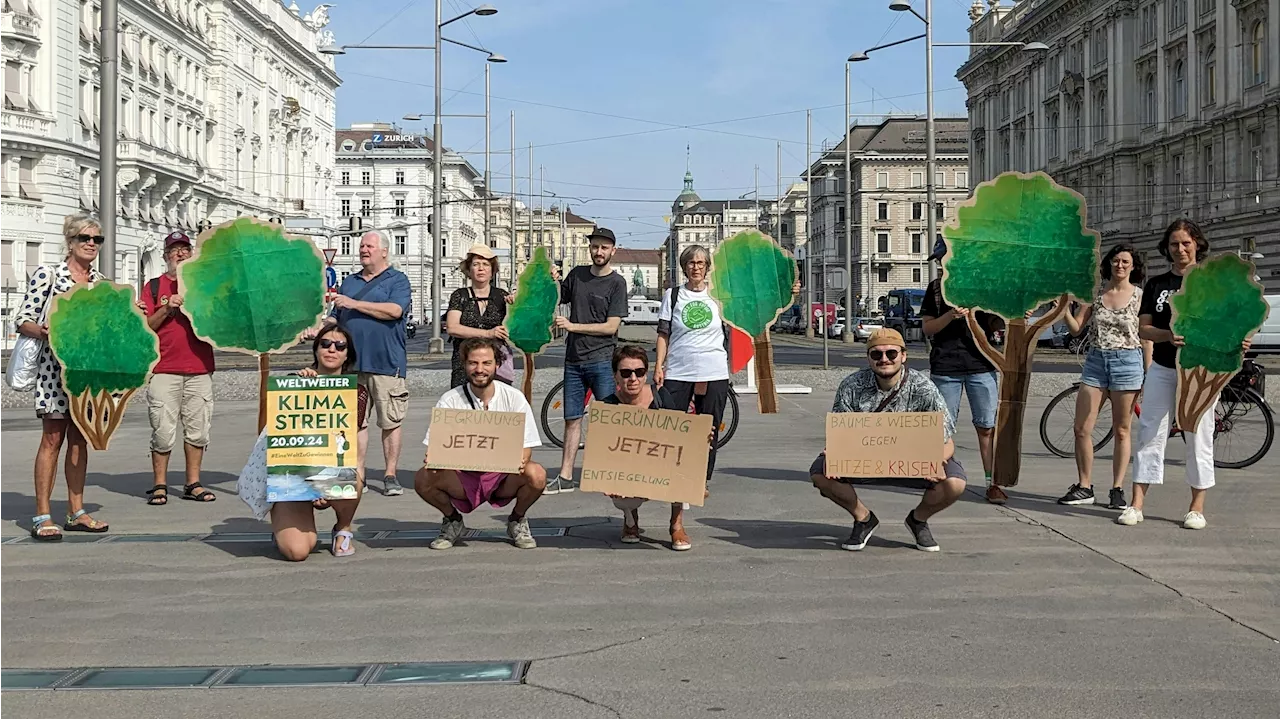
[809,328,967,552]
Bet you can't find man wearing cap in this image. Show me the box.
[548,226,629,494]
[141,231,217,504]
[321,229,413,496]
[809,328,967,552]
[920,238,1007,504]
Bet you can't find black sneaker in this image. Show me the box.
[1056,483,1095,505]
[904,511,940,552]
[840,511,879,551]
[1107,487,1128,510]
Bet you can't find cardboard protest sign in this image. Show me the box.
[47,282,160,450]
[265,374,360,503]
[941,171,1099,487]
[426,408,526,474]
[580,400,713,506]
[824,412,945,478]
[1172,254,1269,429]
[506,246,559,402]
[709,230,797,414]
[179,217,327,430]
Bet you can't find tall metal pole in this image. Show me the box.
[821,253,829,368]
[805,109,814,339]
[754,165,759,230]
[429,0,444,353]
[483,62,491,257]
[509,111,516,289]
[775,141,781,240]
[538,165,545,259]
[527,142,533,265]
[99,0,119,279]
[843,62,853,342]
[925,0,938,287]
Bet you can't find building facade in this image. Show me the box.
[2,0,340,340]
[333,122,487,316]
[806,117,970,312]
[668,168,770,263]
[511,205,596,277]
[958,0,1280,291]
[611,247,661,300]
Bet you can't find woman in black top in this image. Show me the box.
[1126,219,1251,531]
[446,244,510,387]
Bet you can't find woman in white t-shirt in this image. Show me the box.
[655,245,730,485]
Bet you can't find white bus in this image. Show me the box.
[625,297,661,325]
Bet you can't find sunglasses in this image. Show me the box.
[74,234,103,245]
[318,339,348,351]
[618,368,647,379]
[869,349,901,361]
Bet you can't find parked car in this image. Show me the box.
[827,314,847,339]
[851,317,883,341]
[1251,295,1280,355]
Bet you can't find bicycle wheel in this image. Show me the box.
[1039,384,1114,458]
[714,387,740,449]
[540,381,567,449]
[1212,387,1274,469]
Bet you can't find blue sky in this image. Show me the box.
[327,0,977,248]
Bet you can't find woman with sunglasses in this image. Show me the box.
[237,326,369,559]
[14,214,110,540]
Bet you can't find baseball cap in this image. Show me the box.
[866,328,906,350]
[164,231,193,249]
[585,227,617,244]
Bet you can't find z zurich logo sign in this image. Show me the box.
[372,133,384,144]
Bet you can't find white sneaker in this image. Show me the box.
[1116,507,1144,526]
[1182,511,1207,530]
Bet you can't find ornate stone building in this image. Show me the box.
[2,0,340,339]
[958,0,1280,290]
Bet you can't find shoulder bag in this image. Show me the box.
[5,269,56,392]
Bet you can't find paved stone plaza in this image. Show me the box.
[2,390,1277,718]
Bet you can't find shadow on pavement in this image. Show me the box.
[699,518,914,551]
[82,470,240,498]
[1,491,103,525]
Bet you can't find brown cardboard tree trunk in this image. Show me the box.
[68,388,137,451]
[1175,366,1232,431]
[753,332,778,414]
[256,353,270,433]
[522,352,535,404]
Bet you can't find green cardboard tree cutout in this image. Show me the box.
[179,217,326,429]
[709,230,797,413]
[1172,254,1269,430]
[506,246,559,402]
[47,282,160,450]
[941,171,1099,487]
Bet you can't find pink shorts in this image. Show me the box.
[451,471,514,514]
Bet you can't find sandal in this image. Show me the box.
[30,514,63,542]
[63,509,109,533]
[331,527,355,557]
[146,485,169,505]
[670,525,692,552]
[181,482,217,502]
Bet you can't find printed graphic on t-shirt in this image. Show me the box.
[682,300,714,330]
[1154,289,1172,313]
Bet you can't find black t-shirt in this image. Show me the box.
[1139,271,1183,369]
[560,266,629,365]
[602,386,679,410]
[920,279,1003,376]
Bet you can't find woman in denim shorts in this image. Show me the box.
[1056,244,1148,510]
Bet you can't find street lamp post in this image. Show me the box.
[322,2,501,355]
[852,0,1047,290]
[843,61,853,342]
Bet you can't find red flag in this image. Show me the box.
[728,326,754,374]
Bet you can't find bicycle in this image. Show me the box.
[541,381,741,450]
[1039,359,1274,469]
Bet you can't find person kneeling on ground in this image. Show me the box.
[415,337,547,549]
[809,328,967,552]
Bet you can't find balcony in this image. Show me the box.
[2,109,54,137]
[1,5,41,42]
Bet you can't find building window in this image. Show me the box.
[956,171,968,188]
[877,201,889,221]
[935,171,944,189]
[1169,0,1186,30]
[441,238,448,256]
[1203,143,1216,192]
[1143,73,1157,125]
[876,172,888,189]
[910,171,924,188]
[1202,44,1216,106]
[1094,90,1108,141]
[340,171,349,185]
[1048,110,1060,158]
[911,232,923,254]
[935,203,945,220]
[1069,100,1083,149]
[837,206,846,222]
[1171,153,1184,202]
[912,267,922,283]
[1249,129,1264,189]
[360,199,371,217]
[1249,22,1266,86]
[1141,5,1156,45]
[1093,27,1108,66]
[1198,0,1215,15]
[1142,163,1155,211]
[340,198,350,216]
[1171,60,1186,117]
[341,235,351,255]
[394,198,405,217]
[395,170,405,185]
[877,266,890,283]
[361,170,371,185]
[876,232,889,254]
[395,234,407,255]
[912,202,924,221]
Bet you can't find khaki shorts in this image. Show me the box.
[147,373,213,453]
[358,372,408,431]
